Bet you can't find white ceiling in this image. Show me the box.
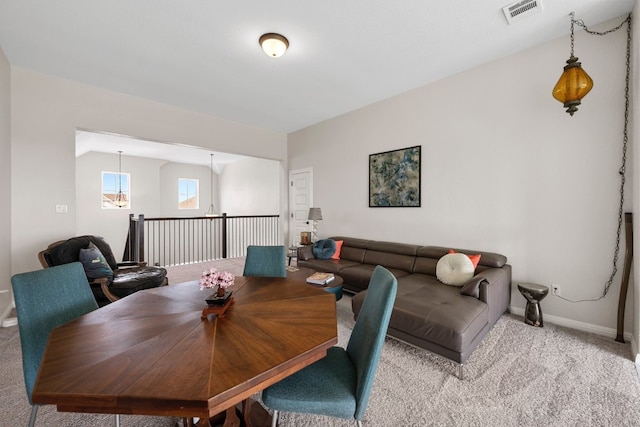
[75,130,249,169]
[0,1,635,145]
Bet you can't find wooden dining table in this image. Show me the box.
[32,274,338,426]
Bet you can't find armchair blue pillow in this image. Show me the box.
[79,242,114,281]
[312,239,337,260]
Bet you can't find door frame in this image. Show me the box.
[288,167,313,247]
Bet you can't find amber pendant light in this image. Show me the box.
[552,12,593,116]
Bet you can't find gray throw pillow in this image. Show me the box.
[79,242,114,281]
[312,239,337,260]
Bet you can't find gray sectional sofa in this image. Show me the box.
[297,236,511,378]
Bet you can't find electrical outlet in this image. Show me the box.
[552,285,560,296]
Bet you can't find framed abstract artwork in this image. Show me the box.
[369,145,421,207]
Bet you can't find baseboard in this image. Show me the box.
[509,305,634,345]
[0,303,13,326]
[632,339,640,378]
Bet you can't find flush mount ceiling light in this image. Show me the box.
[259,33,289,58]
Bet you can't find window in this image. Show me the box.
[102,171,130,209]
[179,178,199,209]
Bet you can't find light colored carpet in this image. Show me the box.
[2,259,640,426]
[268,297,640,426]
[164,257,247,285]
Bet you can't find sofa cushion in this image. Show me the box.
[335,265,376,292]
[79,242,114,281]
[366,240,419,256]
[328,237,371,263]
[339,246,367,263]
[436,253,474,286]
[394,276,488,353]
[353,274,489,353]
[297,257,360,275]
[412,256,438,275]
[110,266,168,298]
[339,264,410,293]
[329,236,371,249]
[363,250,415,273]
[313,239,337,259]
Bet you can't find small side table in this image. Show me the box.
[517,283,549,327]
[288,245,300,266]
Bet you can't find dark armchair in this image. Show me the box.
[38,235,168,306]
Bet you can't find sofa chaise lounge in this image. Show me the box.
[297,236,511,378]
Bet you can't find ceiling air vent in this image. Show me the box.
[503,0,543,25]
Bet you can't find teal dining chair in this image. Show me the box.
[261,265,398,427]
[243,245,287,277]
[11,262,120,427]
[240,244,288,424]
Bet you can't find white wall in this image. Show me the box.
[0,46,11,316]
[288,16,633,335]
[76,152,166,257]
[75,151,280,258]
[219,157,280,215]
[631,1,640,361]
[160,161,215,217]
[10,69,287,282]
[4,14,636,344]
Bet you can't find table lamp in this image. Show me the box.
[308,207,323,242]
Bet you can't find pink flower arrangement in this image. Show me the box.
[199,267,235,292]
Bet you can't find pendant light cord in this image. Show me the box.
[569,12,575,57]
[205,154,216,216]
[116,150,125,208]
[556,13,632,304]
[118,151,123,194]
[214,154,216,214]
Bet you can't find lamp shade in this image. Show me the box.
[552,56,594,116]
[308,207,322,221]
[259,33,289,58]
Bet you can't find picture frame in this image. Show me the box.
[369,145,421,207]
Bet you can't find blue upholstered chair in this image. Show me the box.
[243,245,287,277]
[261,265,398,427]
[11,262,120,427]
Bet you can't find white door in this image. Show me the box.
[288,168,313,246]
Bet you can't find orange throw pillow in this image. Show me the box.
[448,249,481,269]
[331,240,344,259]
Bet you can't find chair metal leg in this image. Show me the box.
[28,404,38,427]
[114,414,121,427]
[356,420,362,427]
[271,410,278,427]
